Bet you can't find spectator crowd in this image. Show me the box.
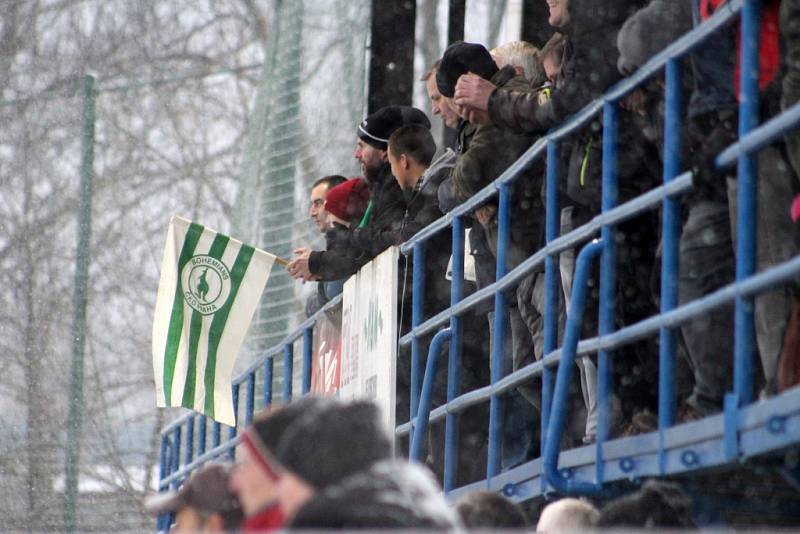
[150,0,800,530]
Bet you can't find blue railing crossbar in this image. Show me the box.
[399,171,694,346]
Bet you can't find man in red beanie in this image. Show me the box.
[299,178,371,281]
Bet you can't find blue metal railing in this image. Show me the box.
[157,0,800,526]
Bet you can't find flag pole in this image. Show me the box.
[64,73,95,532]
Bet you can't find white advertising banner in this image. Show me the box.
[339,246,398,433]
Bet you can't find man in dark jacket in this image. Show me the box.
[437,41,544,468]
[386,124,490,485]
[304,174,347,317]
[287,106,429,282]
[453,0,643,133]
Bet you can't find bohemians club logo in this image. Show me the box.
[180,255,232,315]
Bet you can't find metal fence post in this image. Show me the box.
[64,73,96,533]
[411,242,427,422]
[659,59,683,436]
[487,184,511,480]
[543,139,561,469]
[283,344,294,402]
[302,328,313,394]
[596,101,619,486]
[444,217,465,492]
[734,0,761,407]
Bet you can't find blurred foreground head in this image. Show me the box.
[144,462,244,533]
[536,497,599,533]
[240,396,393,522]
[595,479,695,529]
[454,490,528,529]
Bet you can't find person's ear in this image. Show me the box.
[379,149,388,162]
[513,65,525,77]
[400,154,410,170]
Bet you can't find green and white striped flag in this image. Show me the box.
[152,215,275,426]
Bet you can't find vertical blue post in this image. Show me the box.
[212,421,221,449]
[444,217,465,492]
[411,242,426,422]
[597,102,619,483]
[264,356,274,408]
[543,140,561,463]
[184,416,195,466]
[170,426,182,488]
[410,329,452,461]
[156,434,170,531]
[246,372,256,426]
[659,59,682,433]
[198,416,207,456]
[283,344,294,402]
[734,0,761,407]
[487,184,511,480]
[228,384,239,459]
[302,328,313,394]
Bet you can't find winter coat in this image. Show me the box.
[488,0,643,134]
[308,223,365,281]
[396,150,456,326]
[241,503,283,532]
[308,164,406,280]
[288,461,462,530]
[452,65,545,259]
[347,163,407,259]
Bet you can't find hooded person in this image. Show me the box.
[289,460,462,530]
[289,106,431,282]
[240,396,394,524]
[144,463,244,534]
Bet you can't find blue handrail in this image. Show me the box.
[157,0,800,521]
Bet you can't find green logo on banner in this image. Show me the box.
[180,255,232,315]
[363,298,383,351]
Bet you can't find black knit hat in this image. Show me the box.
[248,396,392,490]
[616,0,692,75]
[357,105,431,150]
[437,41,499,98]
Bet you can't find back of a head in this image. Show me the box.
[536,497,599,533]
[271,396,393,491]
[454,490,528,529]
[290,460,461,531]
[437,41,499,97]
[616,0,693,75]
[491,40,540,81]
[388,124,436,167]
[595,480,695,529]
[324,177,370,224]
